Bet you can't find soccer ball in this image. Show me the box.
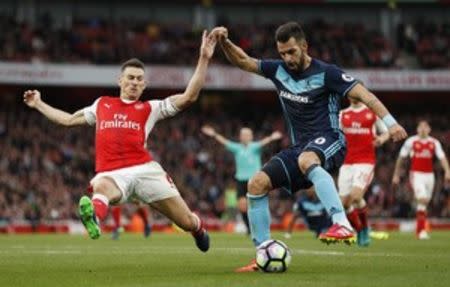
[256,239,292,273]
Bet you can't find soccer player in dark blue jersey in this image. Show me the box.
[210,22,407,272]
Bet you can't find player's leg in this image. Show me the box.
[236,180,250,235]
[349,164,374,246]
[150,196,209,251]
[300,135,355,244]
[136,204,151,237]
[80,176,124,239]
[237,150,299,273]
[412,172,434,239]
[111,206,123,240]
[134,162,209,251]
[338,165,362,233]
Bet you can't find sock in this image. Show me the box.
[92,194,109,221]
[241,212,251,235]
[306,165,352,230]
[416,211,427,235]
[111,206,121,229]
[247,193,271,247]
[347,208,362,232]
[356,205,369,230]
[137,207,149,226]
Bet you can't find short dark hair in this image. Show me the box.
[275,22,306,43]
[121,58,145,72]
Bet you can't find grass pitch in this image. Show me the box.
[1,231,449,287]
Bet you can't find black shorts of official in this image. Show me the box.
[262,132,347,194]
[236,180,249,198]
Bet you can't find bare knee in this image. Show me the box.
[92,178,121,202]
[341,196,352,210]
[298,151,321,174]
[248,172,272,196]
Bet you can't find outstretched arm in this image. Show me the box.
[169,31,217,111]
[23,90,88,126]
[440,157,450,183]
[211,26,260,74]
[201,125,229,146]
[347,83,407,142]
[259,131,283,147]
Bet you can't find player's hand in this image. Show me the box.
[200,30,217,60]
[23,90,42,108]
[374,134,389,147]
[271,131,282,141]
[201,125,216,137]
[445,171,450,184]
[392,174,400,187]
[210,26,228,42]
[388,124,407,142]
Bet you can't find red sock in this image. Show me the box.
[137,207,149,226]
[416,211,427,235]
[356,206,369,229]
[112,206,121,228]
[347,209,362,232]
[92,198,108,221]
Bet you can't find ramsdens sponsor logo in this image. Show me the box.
[280,91,310,103]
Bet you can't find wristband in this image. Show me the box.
[382,114,397,128]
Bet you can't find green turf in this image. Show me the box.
[1,231,450,287]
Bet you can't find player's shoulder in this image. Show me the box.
[406,135,420,143]
[428,136,441,144]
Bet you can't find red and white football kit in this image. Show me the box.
[83,96,180,204]
[399,135,446,200]
[338,105,387,196]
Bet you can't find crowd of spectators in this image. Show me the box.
[398,20,450,69]
[1,98,449,227]
[2,12,447,69]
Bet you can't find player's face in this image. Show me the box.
[119,67,146,101]
[240,128,253,144]
[417,121,431,137]
[277,37,307,71]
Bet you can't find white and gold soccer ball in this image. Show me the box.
[256,239,292,273]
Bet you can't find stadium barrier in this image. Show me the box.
[2,219,450,235]
[0,62,449,91]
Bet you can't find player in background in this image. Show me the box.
[284,188,332,239]
[392,120,450,239]
[338,97,390,247]
[201,125,282,234]
[23,31,217,252]
[210,22,407,272]
[111,204,152,240]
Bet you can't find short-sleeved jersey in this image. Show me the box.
[258,58,358,145]
[225,141,262,181]
[399,135,446,173]
[83,96,178,172]
[340,105,387,164]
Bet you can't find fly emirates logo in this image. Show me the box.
[99,113,141,131]
[343,122,370,134]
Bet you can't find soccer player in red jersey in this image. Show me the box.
[338,97,390,246]
[392,120,450,239]
[23,31,217,252]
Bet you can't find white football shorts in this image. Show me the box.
[338,163,375,197]
[409,171,435,200]
[90,161,180,204]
